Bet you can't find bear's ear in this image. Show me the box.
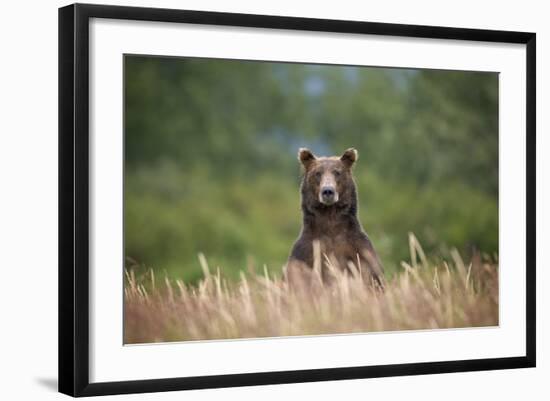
[340,148,358,168]
[298,148,316,169]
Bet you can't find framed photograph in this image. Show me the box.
[58,3,536,397]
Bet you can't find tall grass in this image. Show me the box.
[124,234,498,344]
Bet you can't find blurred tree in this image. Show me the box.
[124,56,498,282]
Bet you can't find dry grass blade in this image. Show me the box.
[124,242,499,344]
[198,252,210,279]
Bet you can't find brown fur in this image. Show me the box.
[286,148,384,288]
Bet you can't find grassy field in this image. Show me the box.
[124,235,498,344]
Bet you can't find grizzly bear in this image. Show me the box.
[285,148,384,288]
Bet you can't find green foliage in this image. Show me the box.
[124,56,498,283]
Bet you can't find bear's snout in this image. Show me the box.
[320,186,338,205]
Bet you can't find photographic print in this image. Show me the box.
[59,4,535,396]
[123,56,499,344]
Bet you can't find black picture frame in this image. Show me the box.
[58,3,536,397]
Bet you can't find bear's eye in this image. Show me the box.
[333,170,341,177]
[314,171,322,180]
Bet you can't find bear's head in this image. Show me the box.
[298,148,358,211]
